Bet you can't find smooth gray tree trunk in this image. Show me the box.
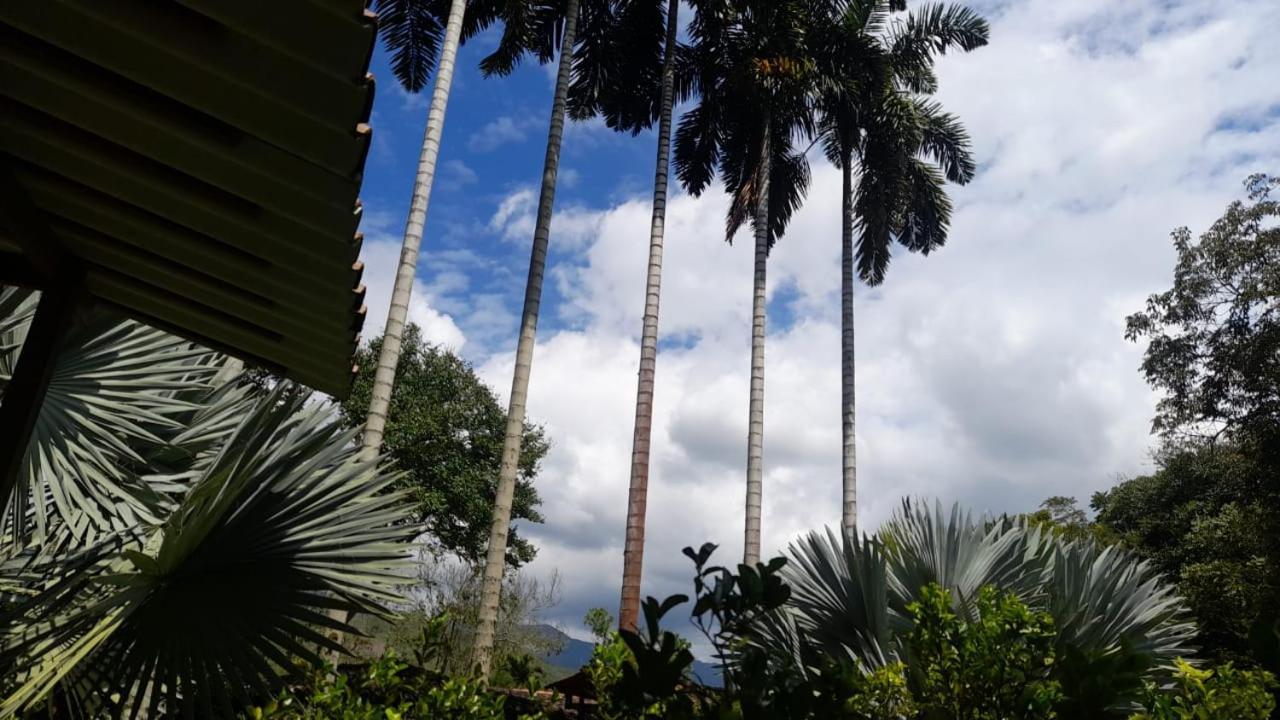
[840,155,857,534]
[360,0,468,462]
[472,0,581,676]
[744,123,771,566]
[618,0,680,633]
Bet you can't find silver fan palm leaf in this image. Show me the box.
[1047,538,1198,714]
[881,498,1051,617]
[1,291,220,551]
[773,499,1197,713]
[774,528,894,668]
[0,383,417,718]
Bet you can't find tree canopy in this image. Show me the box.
[1092,443,1280,671]
[1125,174,1280,457]
[1084,175,1280,674]
[339,326,548,567]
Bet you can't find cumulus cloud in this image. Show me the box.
[488,187,607,250]
[358,232,467,352]
[442,159,478,187]
[468,115,537,152]
[463,0,1280,636]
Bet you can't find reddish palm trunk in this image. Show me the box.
[618,0,681,632]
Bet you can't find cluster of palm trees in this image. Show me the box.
[364,0,988,674]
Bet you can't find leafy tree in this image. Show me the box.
[1097,177,1280,672]
[352,559,563,682]
[1125,173,1280,457]
[1023,495,1119,546]
[1092,443,1280,669]
[340,326,547,566]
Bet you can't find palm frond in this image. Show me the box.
[882,499,1051,619]
[1,383,418,717]
[769,500,1196,713]
[1,307,219,553]
[1048,539,1198,713]
[674,99,722,196]
[912,98,976,183]
[567,0,621,122]
[852,146,898,285]
[894,158,952,255]
[0,287,38,390]
[777,528,894,668]
[374,0,446,92]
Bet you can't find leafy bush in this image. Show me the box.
[905,584,1062,719]
[1130,659,1277,720]
[250,654,549,720]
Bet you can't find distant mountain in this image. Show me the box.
[533,625,722,687]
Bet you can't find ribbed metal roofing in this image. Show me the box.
[0,0,378,397]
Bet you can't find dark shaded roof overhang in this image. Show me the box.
[0,0,378,397]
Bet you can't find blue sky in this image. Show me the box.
[354,0,1280,642]
[359,35,685,354]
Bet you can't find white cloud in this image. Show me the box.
[467,0,1280,636]
[488,187,606,250]
[468,115,537,152]
[358,232,467,352]
[442,159,479,187]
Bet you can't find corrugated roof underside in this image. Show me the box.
[0,0,377,397]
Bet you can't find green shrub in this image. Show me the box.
[247,653,547,720]
[905,584,1063,719]
[586,633,634,719]
[1130,659,1277,720]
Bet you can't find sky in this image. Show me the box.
[353,0,1280,642]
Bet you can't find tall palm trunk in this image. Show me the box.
[472,0,581,676]
[617,0,680,633]
[840,152,857,535]
[360,0,468,461]
[744,120,771,566]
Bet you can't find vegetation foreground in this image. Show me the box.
[249,503,1276,719]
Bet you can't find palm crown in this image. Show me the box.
[817,0,988,283]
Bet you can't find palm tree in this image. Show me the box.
[813,1,988,533]
[570,0,685,632]
[675,0,825,565]
[360,0,471,461]
[469,0,608,675]
[0,290,416,715]
[770,500,1199,716]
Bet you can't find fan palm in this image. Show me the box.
[360,0,473,460]
[812,1,987,532]
[0,287,221,554]
[0,297,417,716]
[675,0,829,565]
[772,500,1198,715]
